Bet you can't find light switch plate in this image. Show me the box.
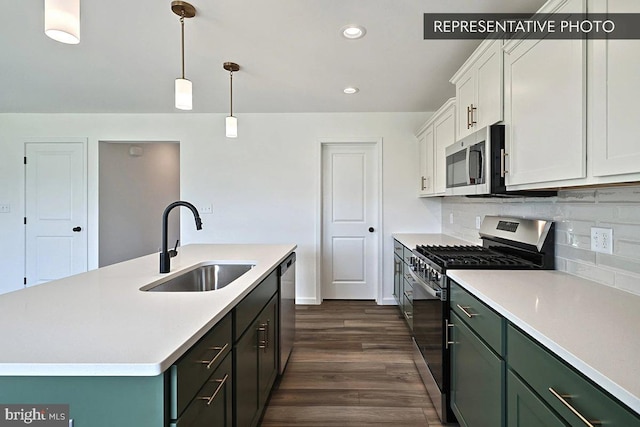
[475,216,481,230]
[591,227,613,254]
[0,204,10,213]
[449,213,454,224]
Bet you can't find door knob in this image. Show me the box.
[72,226,82,232]
[368,227,375,233]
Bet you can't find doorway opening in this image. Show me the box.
[98,141,180,267]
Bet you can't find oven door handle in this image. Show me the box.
[465,146,472,185]
[408,269,441,299]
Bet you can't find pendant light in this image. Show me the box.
[223,62,240,138]
[171,1,196,110]
[44,0,80,44]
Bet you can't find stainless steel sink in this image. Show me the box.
[142,264,255,292]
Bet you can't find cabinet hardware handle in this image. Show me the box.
[198,374,229,406]
[421,176,426,191]
[199,343,229,369]
[403,311,413,320]
[500,149,508,177]
[466,106,471,129]
[456,304,477,318]
[257,320,270,351]
[405,273,414,282]
[445,319,455,349]
[548,387,601,426]
[469,104,477,127]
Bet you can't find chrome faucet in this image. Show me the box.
[160,201,202,273]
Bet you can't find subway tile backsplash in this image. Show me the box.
[441,185,640,296]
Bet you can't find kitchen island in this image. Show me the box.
[0,243,295,426]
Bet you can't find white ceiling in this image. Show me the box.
[0,0,546,114]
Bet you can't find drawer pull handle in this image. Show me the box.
[199,374,229,406]
[548,387,601,427]
[456,304,477,318]
[200,343,229,369]
[258,321,269,351]
[403,311,413,320]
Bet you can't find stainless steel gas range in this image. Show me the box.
[408,216,555,423]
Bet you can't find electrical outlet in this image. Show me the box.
[0,204,10,213]
[199,204,213,214]
[591,227,613,254]
[475,216,481,230]
[449,213,454,224]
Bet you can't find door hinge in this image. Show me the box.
[24,217,27,225]
[23,277,27,285]
[24,156,27,165]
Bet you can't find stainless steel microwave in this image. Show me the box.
[445,124,557,197]
[445,126,494,196]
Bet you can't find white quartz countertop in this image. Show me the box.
[0,244,295,377]
[393,233,473,249]
[447,269,640,414]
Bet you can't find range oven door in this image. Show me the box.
[410,272,446,393]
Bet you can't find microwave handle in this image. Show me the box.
[465,146,472,185]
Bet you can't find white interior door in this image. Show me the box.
[321,143,379,300]
[25,142,87,286]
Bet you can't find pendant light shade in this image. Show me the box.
[225,116,238,138]
[171,1,196,111]
[175,78,193,110]
[223,62,240,138]
[44,0,80,44]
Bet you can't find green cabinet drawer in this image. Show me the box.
[507,369,567,427]
[450,280,504,356]
[450,310,504,427]
[171,352,233,427]
[170,312,232,419]
[235,270,278,339]
[507,325,640,427]
[393,239,404,257]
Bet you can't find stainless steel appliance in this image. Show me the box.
[409,216,555,423]
[278,252,296,375]
[445,125,556,197]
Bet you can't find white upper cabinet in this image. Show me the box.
[433,101,456,194]
[416,98,456,197]
[589,0,640,178]
[503,0,586,188]
[417,125,435,196]
[451,39,503,140]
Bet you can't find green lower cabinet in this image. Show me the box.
[450,311,504,427]
[507,370,568,427]
[171,352,233,427]
[234,294,279,427]
[0,375,166,427]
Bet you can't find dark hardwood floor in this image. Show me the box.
[261,300,443,426]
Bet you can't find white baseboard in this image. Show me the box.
[379,296,399,306]
[295,297,321,305]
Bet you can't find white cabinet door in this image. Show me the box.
[476,42,503,132]
[418,126,434,196]
[589,0,640,178]
[456,70,476,140]
[433,102,456,195]
[453,39,503,140]
[504,0,586,188]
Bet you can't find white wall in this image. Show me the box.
[0,112,441,302]
[99,142,180,267]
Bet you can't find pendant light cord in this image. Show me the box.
[180,14,185,79]
[229,70,234,117]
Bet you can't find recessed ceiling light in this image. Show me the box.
[343,87,359,94]
[341,25,366,40]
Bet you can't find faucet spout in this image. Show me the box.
[160,201,203,273]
